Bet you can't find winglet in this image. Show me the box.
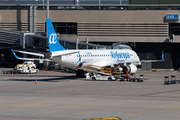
[11,48,52,61]
[161,50,165,61]
[11,48,19,59]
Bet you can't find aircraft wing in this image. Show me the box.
[13,49,45,57]
[11,49,51,61]
[51,50,80,57]
[140,50,165,63]
[140,59,164,63]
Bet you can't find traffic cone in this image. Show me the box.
[35,79,37,84]
[11,73,13,77]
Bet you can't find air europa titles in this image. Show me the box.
[110,51,130,60]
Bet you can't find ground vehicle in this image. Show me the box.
[84,65,144,82]
[83,65,121,81]
[164,75,179,85]
[14,61,39,74]
[86,72,116,81]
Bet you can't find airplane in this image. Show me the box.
[11,18,165,77]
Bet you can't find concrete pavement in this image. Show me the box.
[0,68,180,120]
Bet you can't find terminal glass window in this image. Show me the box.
[52,22,77,34]
[111,43,132,50]
[129,0,180,4]
[169,23,180,35]
[79,0,129,5]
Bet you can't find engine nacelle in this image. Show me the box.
[122,64,137,74]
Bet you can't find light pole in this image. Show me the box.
[47,0,49,18]
[46,0,49,37]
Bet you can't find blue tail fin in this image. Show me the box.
[46,18,65,52]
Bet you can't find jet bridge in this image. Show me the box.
[0,28,22,49]
[0,28,34,67]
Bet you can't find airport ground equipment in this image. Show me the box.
[164,76,171,85]
[121,73,144,82]
[171,75,176,84]
[83,65,121,81]
[85,117,122,120]
[137,73,144,82]
[2,70,18,74]
[15,61,39,74]
[129,73,136,82]
[86,72,116,81]
[164,75,180,85]
[3,61,39,74]
[83,65,144,82]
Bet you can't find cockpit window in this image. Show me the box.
[112,44,132,50]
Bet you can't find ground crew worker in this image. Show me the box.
[126,70,129,81]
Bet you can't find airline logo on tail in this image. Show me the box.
[49,33,57,44]
[46,18,66,52]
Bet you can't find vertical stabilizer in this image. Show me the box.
[46,18,66,52]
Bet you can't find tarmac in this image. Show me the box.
[0,68,180,120]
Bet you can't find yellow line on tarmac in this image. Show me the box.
[128,105,180,116]
[161,106,180,110]
[128,111,150,116]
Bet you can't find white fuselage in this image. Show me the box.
[51,49,140,70]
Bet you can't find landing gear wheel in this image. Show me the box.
[92,77,96,81]
[108,77,112,81]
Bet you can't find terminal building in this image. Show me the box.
[0,0,180,70]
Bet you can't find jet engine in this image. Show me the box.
[122,64,137,74]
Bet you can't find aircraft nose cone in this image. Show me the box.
[44,52,52,59]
